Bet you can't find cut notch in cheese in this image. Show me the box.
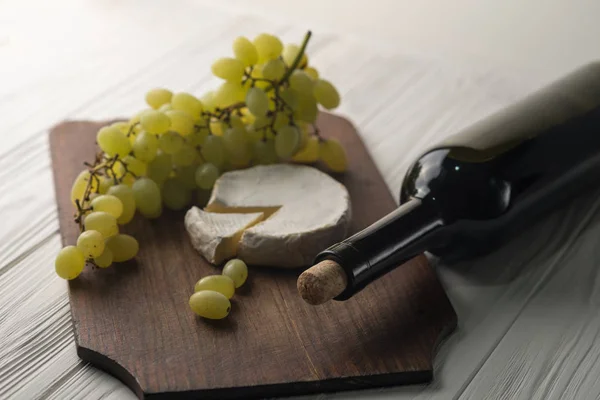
[184,207,264,265]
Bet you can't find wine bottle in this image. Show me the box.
[298,62,600,304]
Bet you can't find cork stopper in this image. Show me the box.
[297,260,348,305]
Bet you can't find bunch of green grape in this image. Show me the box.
[55,31,347,280]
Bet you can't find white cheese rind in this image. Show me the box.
[184,207,264,265]
[206,164,352,268]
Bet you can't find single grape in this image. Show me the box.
[252,115,270,130]
[55,246,86,280]
[319,138,347,172]
[289,70,314,95]
[166,109,194,136]
[222,259,248,288]
[249,64,269,90]
[194,275,235,299]
[159,103,173,112]
[253,140,278,164]
[76,230,105,258]
[246,126,264,143]
[147,151,172,185]
[162,178,192,210]
[227,145,252,168]
[213,82,245,108]
[97,125,131,157]
[189,290,231,320]
[245,87,269,117]
[187,128,209,148]
[140,110,171,135]
[174,165,199,190]
[195,163,220,190]
[280,88,299,111]
[233,36,258,66]
[132,177,162,218]
[229,115,245,130]
[172,143,197,167]
[272,112,290,131]
[97,175,114,195]
[119,155,147,178]
[107,184,137,224]
[90,194,123,219]
[196,188,212,207]
[159,131,184,154]
[70,170,98,206]
[201,135,226,169]
[111,121,129,134]
[275,125,301,159]
[94,247,113,268]
[282,43,308,68]
[223,127,248,157]
[132,131,159,162]
[211,57,245,82]
[200,91,216,113]
[105,234,139,262]
[294,93,318,123]
[209,119,224,137]
[253,33,283,63]
[262,58,286,81]
[313,79,340,110]
[171,92,203,117]
[304,66,319,79]
[292,136,319,163]
[84,211,119,238]
[145,88,173,109]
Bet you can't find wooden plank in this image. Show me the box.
[48,114,457,399]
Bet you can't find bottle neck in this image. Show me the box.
[314,198,444,300]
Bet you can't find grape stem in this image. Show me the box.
[279,30,312,85]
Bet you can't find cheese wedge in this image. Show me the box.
[205,164,351,268]
[184,207,264,265]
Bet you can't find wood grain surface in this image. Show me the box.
[49,113,457,399]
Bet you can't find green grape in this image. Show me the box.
[147,151,172,185]
[105,234,139,262]
[222,259,248,288]
[292,136,319,163]
[223,127,248,157]
[289,70,314,95]
[280,88,299,110]
[211,57,245,82]
[171,92,203,118]
[194,275,235,299]
[132,177,162,218]
[196,188,212,207]
[162,178,192,210]
[304,66,319,79]
[97,175,114,195]
[140,110,171,135]
[84,211,119,238]
[90,194,123,219]
[250,64,270,89]
[97,125,131,157]
[200,91,216,113]
[233,36,258,66]
[172,143,197,167]
[229,115,245,130]
[253,140,278,164]
[201,135,226,169]
[76,230,105,258]
[133,131,159,162]
[110,121,129,134]
[195,163,220,190]
[210,119,224,136]
[119,155,147,178]
[228,147,252,168]
[107,184,137,224]
[245,87,269,117]
[159,131,184,154]
[55,246,86,280]
[282,43,308,68]
[262,58,285,81]
[294,93,318,123]
[70,170,98,206]
[313,79,340,110]
[174,165,199,190]
[272,112,290,130]
[275,125,301,159]
[246,126,264,143]
[253,33,283,63]
[189,290,231,319]
[94,247,113,268]
[166,109,194,136]
[145,88,173,109]
[159,103,173,112]
[252,115,270,130]
[319,138,347,172]
[213,82,245,108]
[187,128,209,147]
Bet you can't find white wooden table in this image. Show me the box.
[2,0,600,399]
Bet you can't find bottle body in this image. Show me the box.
[314,62,600,300]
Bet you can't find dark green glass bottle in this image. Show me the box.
[314,62,600,301]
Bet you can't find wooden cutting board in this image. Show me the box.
[49,112,457,400]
